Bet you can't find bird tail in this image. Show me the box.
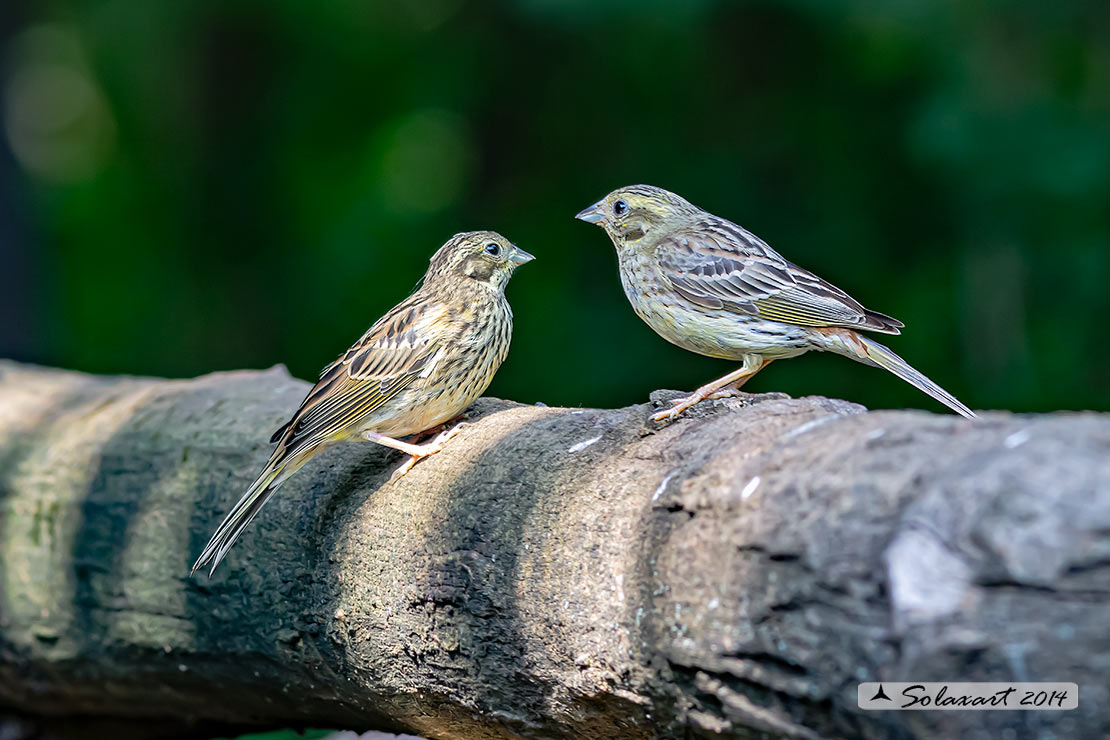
[820,329,976,418]
[191,447,311,576]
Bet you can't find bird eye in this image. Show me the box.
[484,242,502,257]
[613,199,629,216]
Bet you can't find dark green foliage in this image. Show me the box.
[5,0,1108,412]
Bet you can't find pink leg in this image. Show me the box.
[363,422,470,480]
[651,355,770,423]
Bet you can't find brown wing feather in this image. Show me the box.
[272,298,448,458]
[656,222,903,334]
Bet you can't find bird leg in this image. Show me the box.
[404,413,468,444]
[651,356,769,423]
[363,423,470,481]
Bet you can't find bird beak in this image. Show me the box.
[510,246,535,265]
[575,201,606,224]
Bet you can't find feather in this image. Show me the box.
[656,228,903,335]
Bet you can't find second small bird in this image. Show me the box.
[193,231,534,575]
[576,185,974,420]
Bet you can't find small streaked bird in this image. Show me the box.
[192,231,534,575]
[576,185,975,421]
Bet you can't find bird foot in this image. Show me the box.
[650,388,753,424]
[389,423,470,481]
[705,388,751,402]
[650,394,706,423]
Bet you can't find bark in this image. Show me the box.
[0,360,1106,740]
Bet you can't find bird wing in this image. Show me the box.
[270,299,452,455]
[655,225,903,334]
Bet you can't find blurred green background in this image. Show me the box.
[2,0,1108,413]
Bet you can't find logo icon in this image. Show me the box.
[870,684,892,702]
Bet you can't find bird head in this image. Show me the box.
[428,230,534,293]
[575,184,694,249]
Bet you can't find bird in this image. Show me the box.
[192,231,534,575]
[575,184,975,422]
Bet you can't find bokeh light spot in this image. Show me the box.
[3,24,116,183]
[376,109,472,216]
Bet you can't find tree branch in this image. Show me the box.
[0,361,1106,739]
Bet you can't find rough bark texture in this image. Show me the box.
[0,361,1106,740]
